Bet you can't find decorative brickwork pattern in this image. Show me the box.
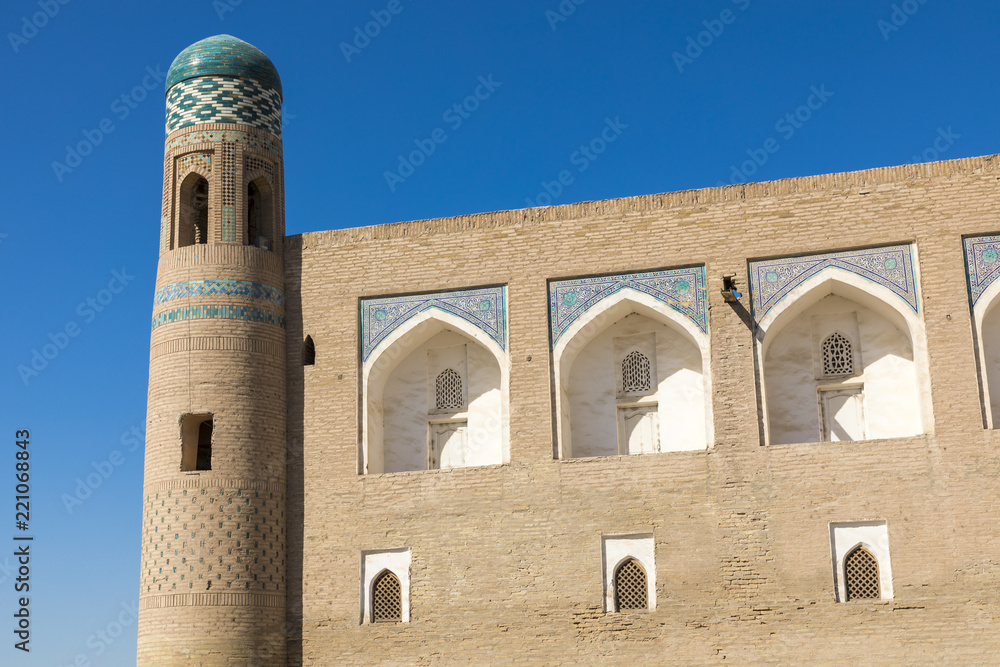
[246,154,274,181]
[549,267,708,347]
[360,286,507,361]
[166,76,282,136]
[749,244,919,322]
[177,152,213,178]
[141,486,285,596]
[166,128,281,156]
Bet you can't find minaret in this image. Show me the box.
[138,35,287,665]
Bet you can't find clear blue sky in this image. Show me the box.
[2,1,998,664]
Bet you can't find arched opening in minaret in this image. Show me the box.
[180,413,213,471]
[302,336,315,366]
[178,173,209,247]
[246,178,273,249]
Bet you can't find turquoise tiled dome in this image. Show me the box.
[166,35,282,100]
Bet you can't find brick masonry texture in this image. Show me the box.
[278,154,1000,665]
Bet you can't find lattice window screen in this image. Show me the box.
[622,350,651,393]
[435,368,464,410]
[844,546,880,601]
[614,558,648,611]
[371,570,402,622]
[822,332,854,377]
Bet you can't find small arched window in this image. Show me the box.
[178,174,209,248]
[371,570,402,622]
[302,336,315,366]
[622,350,651,393]
[246,178,272,249]
[844,545,880,601]
[435,368,463,410]
[822,332,854,377]
[614,558,648,611]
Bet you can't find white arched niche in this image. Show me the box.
[362,309,509,474]
[971,278,1000,428]
[553,289,712,459]
[758,268,932,445]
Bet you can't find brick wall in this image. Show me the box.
[283,155,1000,664]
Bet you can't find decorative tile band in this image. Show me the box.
[964,234,1000,307]
[165,129,281,155]
[749,244,918,322]
[166,76,282,137]
[152,305,285,330]
[154,280,285,305]
[221,204,236,242]
[361,286,507,362]
[548,267,708,348]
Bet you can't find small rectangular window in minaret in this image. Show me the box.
[181,414,214,471]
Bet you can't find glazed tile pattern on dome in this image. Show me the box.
[548,266,709,348]
[749,244,919,322]
[963,234,1000,307]
[166,35,282,98]
[361,286,507,362]
[166,76,282,136]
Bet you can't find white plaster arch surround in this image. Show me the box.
[362,307,510,474]
[553,288,713,458]
[971,278,1000,428]
[757,267,933,445]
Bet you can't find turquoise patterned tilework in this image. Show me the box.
[548,267,708,348]
[166,76,282,137]
[154,280,284,305]
[165,129,281,155]
[151,305,285,330]
[964,235,1000,307]
[749,244,918,321]
[166,35,282,98]
[361,287,507,362]
[221,204,236,242]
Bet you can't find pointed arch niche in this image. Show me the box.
[963,235,1000,428]
[751,245,932,445]
[550,269,712,459]
[360,287,509,474]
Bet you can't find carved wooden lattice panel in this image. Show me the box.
[615,558,648,611]
[436,368,464,410]
[822,332,854,377]
[844,546,880,600]
[622,350,651,393]
[371,570,402,622]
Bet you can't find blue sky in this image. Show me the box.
[2,1,998,664]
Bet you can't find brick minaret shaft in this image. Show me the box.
[137,35,287,666]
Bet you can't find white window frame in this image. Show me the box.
[601,534,655,612]
[360,548,412,624]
